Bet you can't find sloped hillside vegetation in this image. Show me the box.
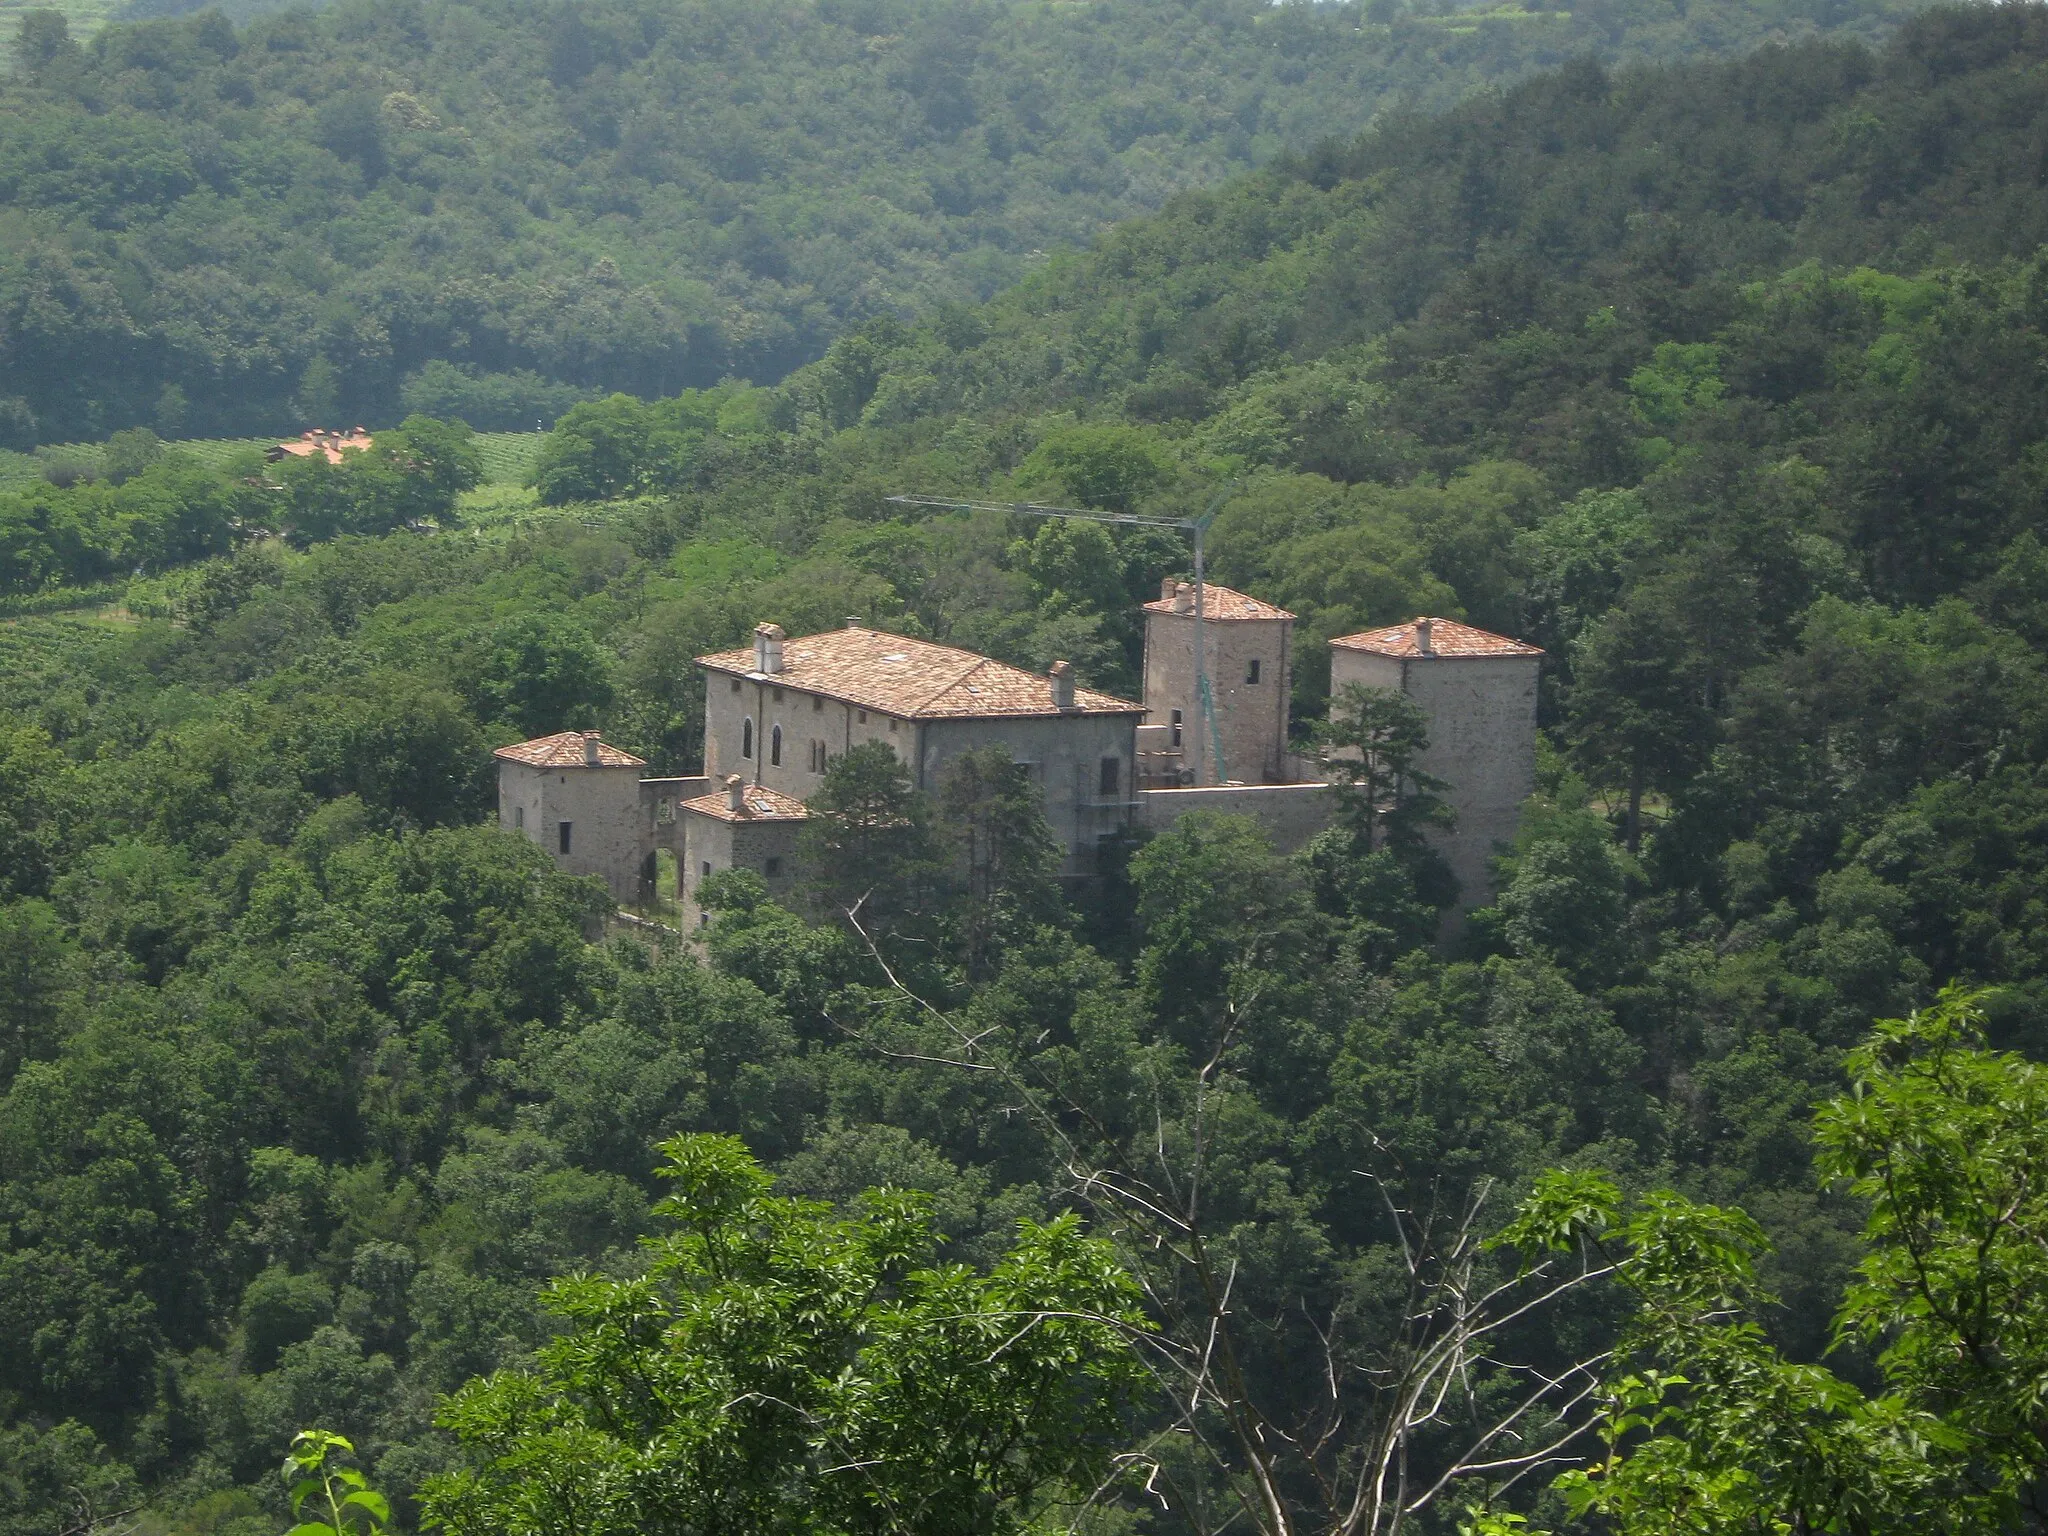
[10,7,2048,1533]
[0,0,1929,442]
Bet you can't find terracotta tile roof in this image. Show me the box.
[266,428,375,465]
[696,626,1145,719]
[679,783,810,823]
[493,731,648,768]
[1142,581,1295,622]
[1331,617,1545,659]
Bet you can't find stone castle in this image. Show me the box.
[493,580,1543,928]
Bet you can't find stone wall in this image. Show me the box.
[918,712,1140,872]
[1141,607,1293,783]
[497,759,651,903]
[1327,648,1539,907]
[704,672,913,797]
[1134,782,1334,855]
[679,810,804,931]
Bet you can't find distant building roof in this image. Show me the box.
[1142,581,1295,622]
[493,731,647,768]
[1331,617,1544,659]
[679,783,810,823]
[696,625,1145,719]
[266,428,374,465]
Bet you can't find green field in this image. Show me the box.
[0,429,542,490]
[0,0,121,58]
[473,431,543,486]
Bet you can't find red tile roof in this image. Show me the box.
[1142,582,1295,622]
[696,626,1144,719]
[1331,618,1544,659]
[679,783,810,822]
[493,731,647,768]
[266,428,374,465]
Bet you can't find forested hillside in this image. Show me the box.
[11,6,2048,1534]
[0,0,1928,445]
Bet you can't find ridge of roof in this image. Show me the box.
[1330,617,1544,659]
[493,731,647,768]
[1141,582,1295,622]
[696,626,1144,718]
[678,783,809,823]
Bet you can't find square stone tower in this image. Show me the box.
[1140,580,1296,785]
[494,730,649,902]
[1327,617,1543,907]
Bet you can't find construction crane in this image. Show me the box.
[885,485,1237,786]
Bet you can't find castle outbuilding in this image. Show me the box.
[1138,580,1296,787]
[494,730,650,903]
[1328,617,1544,907]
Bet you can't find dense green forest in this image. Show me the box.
[11,3,2048,1533]
[0,0,1931,445]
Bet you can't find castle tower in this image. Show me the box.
[493,730,649,902]
[1327,617,1543,907]
[1140,580,1296,785]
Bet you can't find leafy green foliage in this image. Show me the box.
[1499,989,2048,1533]
[282,1430,390,1536]
[421,1134,1146,1536]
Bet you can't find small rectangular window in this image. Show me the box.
[730,679,742,693]
[700,861,711,879]
[1099,757,1120,797]
[888,718,898,732]
[558,821,573,855]
[859,710,868,723]
[514,805,524,829]
[765,856,783,878]
[1246,659,1261,684]
[812,696,823,712]
[1170,709,1183,748]
[773,687,784,702]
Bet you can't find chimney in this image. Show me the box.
[1171,582,1193,615]
[1414,617,1434,656]
[753,622,785,674]
[1049,660,1076,710]
[581,730,602,766]
[725,774,746,812]
[845,615,862,629]
[1161,576,1179,602]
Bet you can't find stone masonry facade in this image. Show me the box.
[494,593,1545,924]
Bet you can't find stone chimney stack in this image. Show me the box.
[753,622,785,674]
[581,730,601,766]
[725,773,746,812]
[1414,617,1434,656]
[1049,659,1076,710]
[1171,582,1193,615]
[845,615,862,629]
[1161,576,1178,602]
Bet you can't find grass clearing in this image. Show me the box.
[474,431,545,486]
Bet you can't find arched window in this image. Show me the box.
[770,724,783,767]
[742,717,755,759]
